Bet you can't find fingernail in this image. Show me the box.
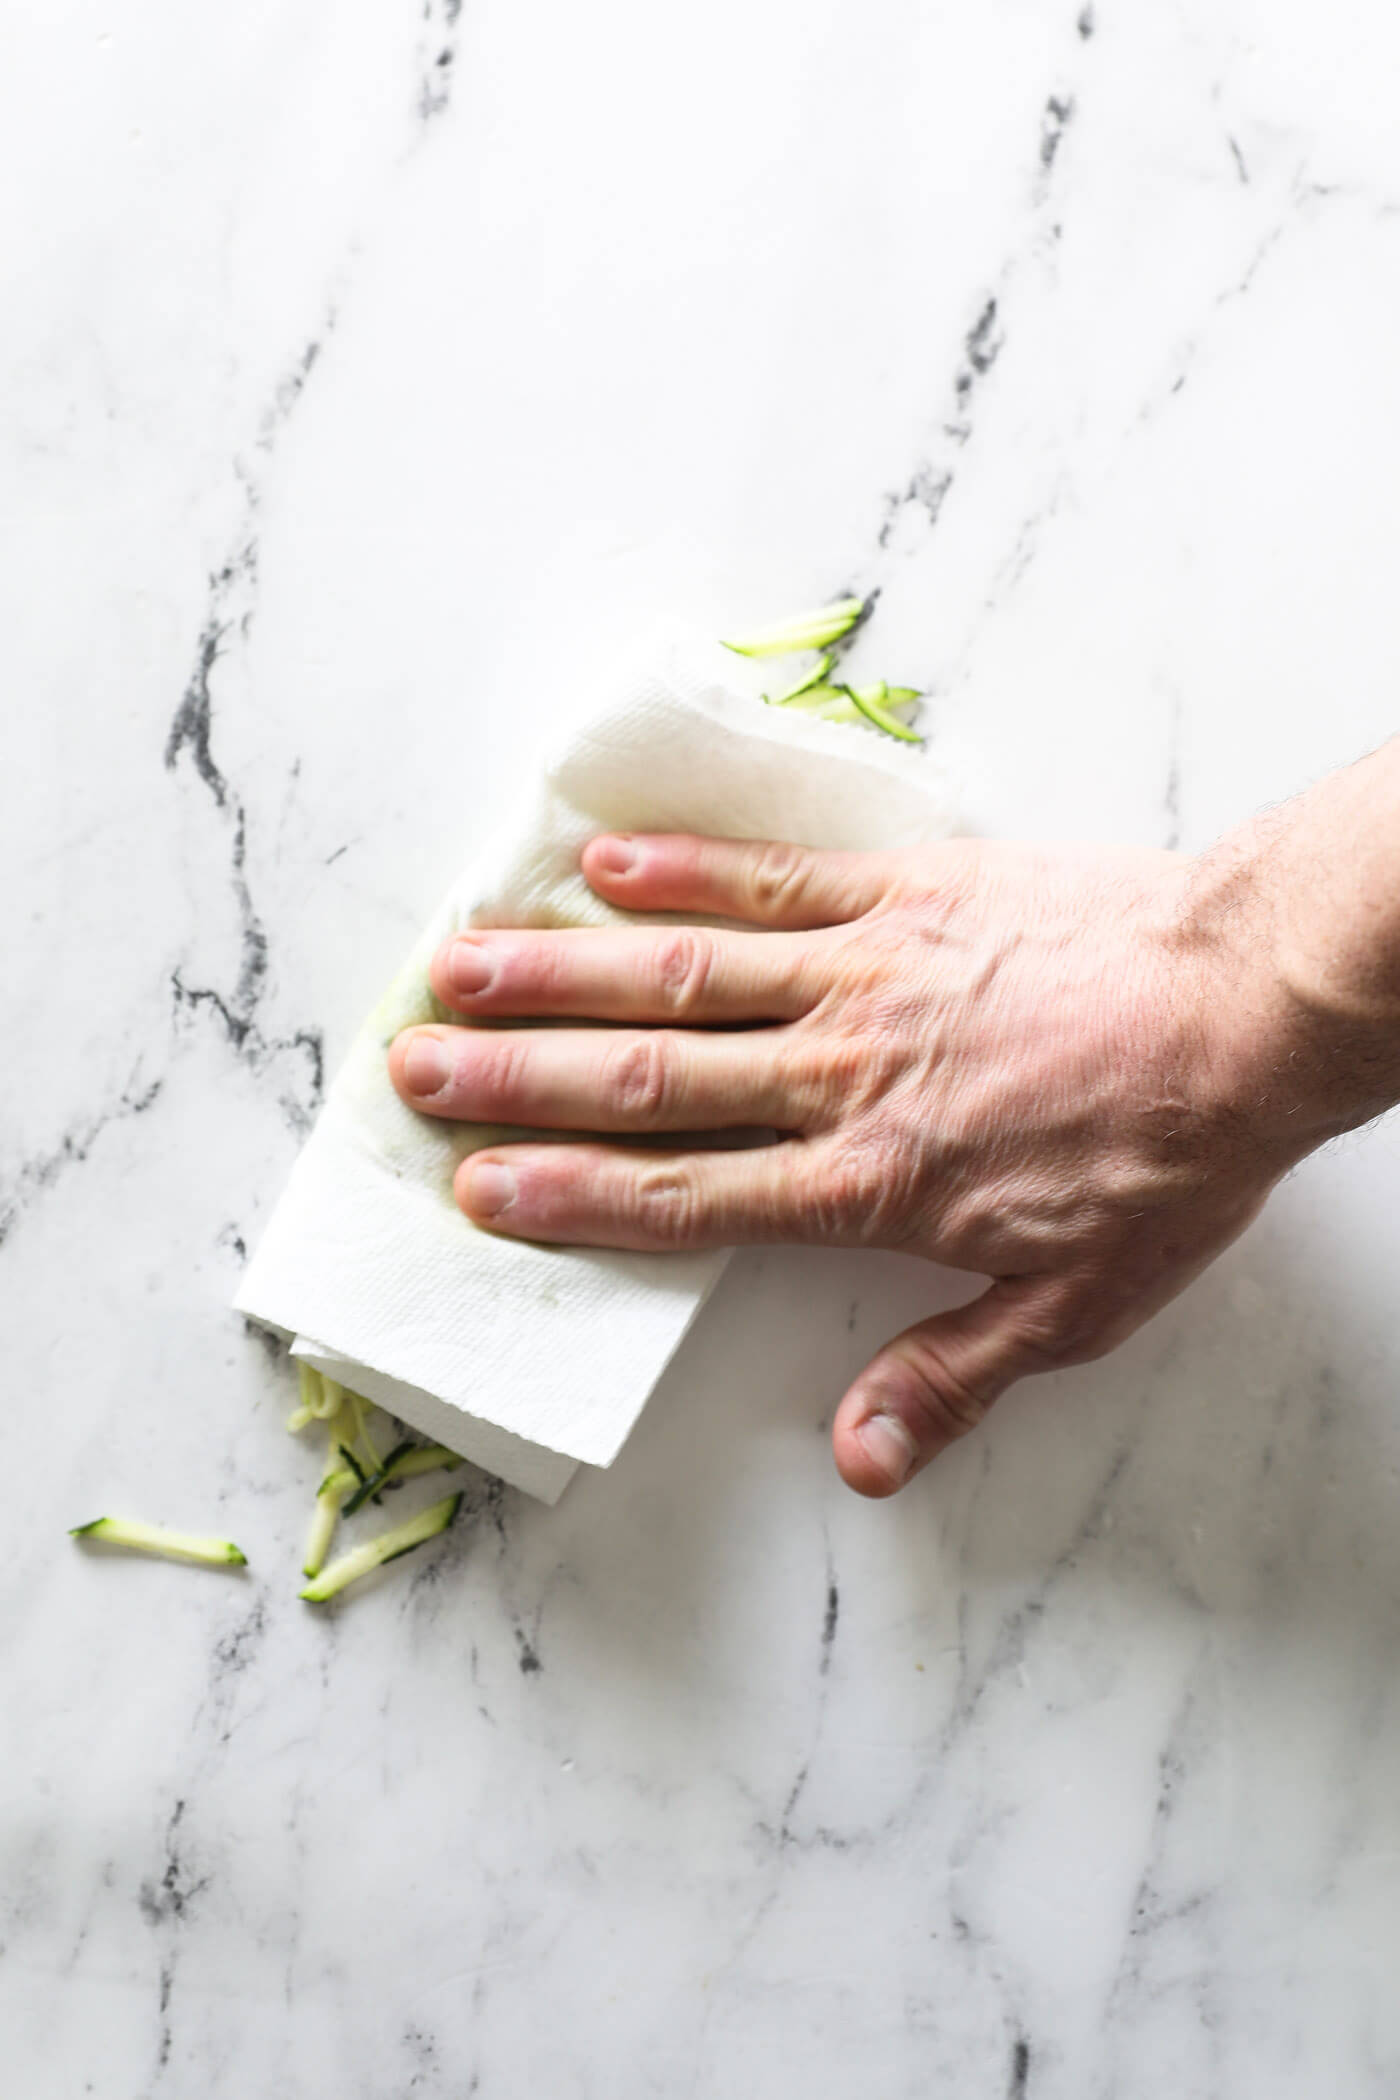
[464,1159,517,1218]
[402,1034,451,1096]
[856,1412,918,1488]
[593,836,637,876]
[448,939,496,996]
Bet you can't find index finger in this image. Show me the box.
[580,834,894,929]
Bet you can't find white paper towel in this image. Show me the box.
[235,638,961,1499]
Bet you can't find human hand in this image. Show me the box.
[388,832,1311,1497]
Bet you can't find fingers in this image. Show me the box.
[389,1023,817,1133]
[581,833,893,929]
[453,1138,821,1249]
[832,1281,1051,1497]
[428,923,819,1025]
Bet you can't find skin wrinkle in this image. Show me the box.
[397,746,1400,1497]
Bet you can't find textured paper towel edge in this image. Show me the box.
[290,1340,580,1504]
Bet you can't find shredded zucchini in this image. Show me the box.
[299,1493,464,1603]
[725,599,925,741]
[76,1361,469,1601]
[313,1373,344,1420]
[721,598,865,659]
[287,1362,322,1433]
[343,1440,415,1518]
[300,1383,465,1582]
[289,1363,344,1427]
[778,683,862,722]
[301,1391,378,1578]
[338,1442,368,1486]
[775,681,919,727]
[342,1439,462,1516]
[763,653,835,707]
[386,1444,463,1484]
[302,1416,346,1576]
[842,682,924,743]
[349,1391,382,1471]
[302,1484,345,1580]
[71,1518,247,1569]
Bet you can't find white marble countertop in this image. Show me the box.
[7,2,1400,2093]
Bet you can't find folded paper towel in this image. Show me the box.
[235,638,961,1500]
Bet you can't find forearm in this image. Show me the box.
[1182,738,1400,1158]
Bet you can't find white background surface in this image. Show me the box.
[5,2,1400,2093]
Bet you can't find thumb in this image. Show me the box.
[832,1280,1044,1497]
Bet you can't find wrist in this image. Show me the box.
[1174,801,1400,1164]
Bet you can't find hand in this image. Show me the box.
[388,832,1305,1497]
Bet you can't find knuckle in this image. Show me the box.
[632,1162,704,1246]
[821,1037,868,1100]
[605,1034,678,1124]
[826,1029,905,1110]
[896,1347,988,1444]
[823,1139,911,1244]
[810,981,916,1098]
[652,929,715,1017]
[747,841,812,916]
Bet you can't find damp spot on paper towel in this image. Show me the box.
[368,967,447,1040]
